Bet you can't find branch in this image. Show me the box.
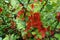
[23,0,30,19]
[54,21,59,31]
[43,20,59,40]
[48,21,59,37]
[18,0,30,21]
[40,0,48,12]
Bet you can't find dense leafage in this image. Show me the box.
[0,0,60,40]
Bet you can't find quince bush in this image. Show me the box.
[0,0,60,40]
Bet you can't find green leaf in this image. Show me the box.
[20,14,24,19]
[50,0,57,3]
[10,0,19,9]
[3,35,9,40]
[46,4,53,11]
[54,34,60,40]
[15,19,25,31]
[57,22,60,28]
[32,32,36,35]
[3,34,17,40]
[11,34,17,40]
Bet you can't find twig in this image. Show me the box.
[9,34,11,40]
[40,0,48,12]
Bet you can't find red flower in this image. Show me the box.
[29,12,41,22]
[50,30,54,35]
[0,8,2,13]
[10,20,16,29]
[30,11,34,15]
[17,9,24,17]
[26,12,42,31]
[25,12,47,38]
[31,4,34,10]
[25,22,31,31]
[40,28,47,38]
[56,12,60,22]
[40,0,42,2]
[27,32,31,37]
[34,0,38,2]
[36,38,40,40]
